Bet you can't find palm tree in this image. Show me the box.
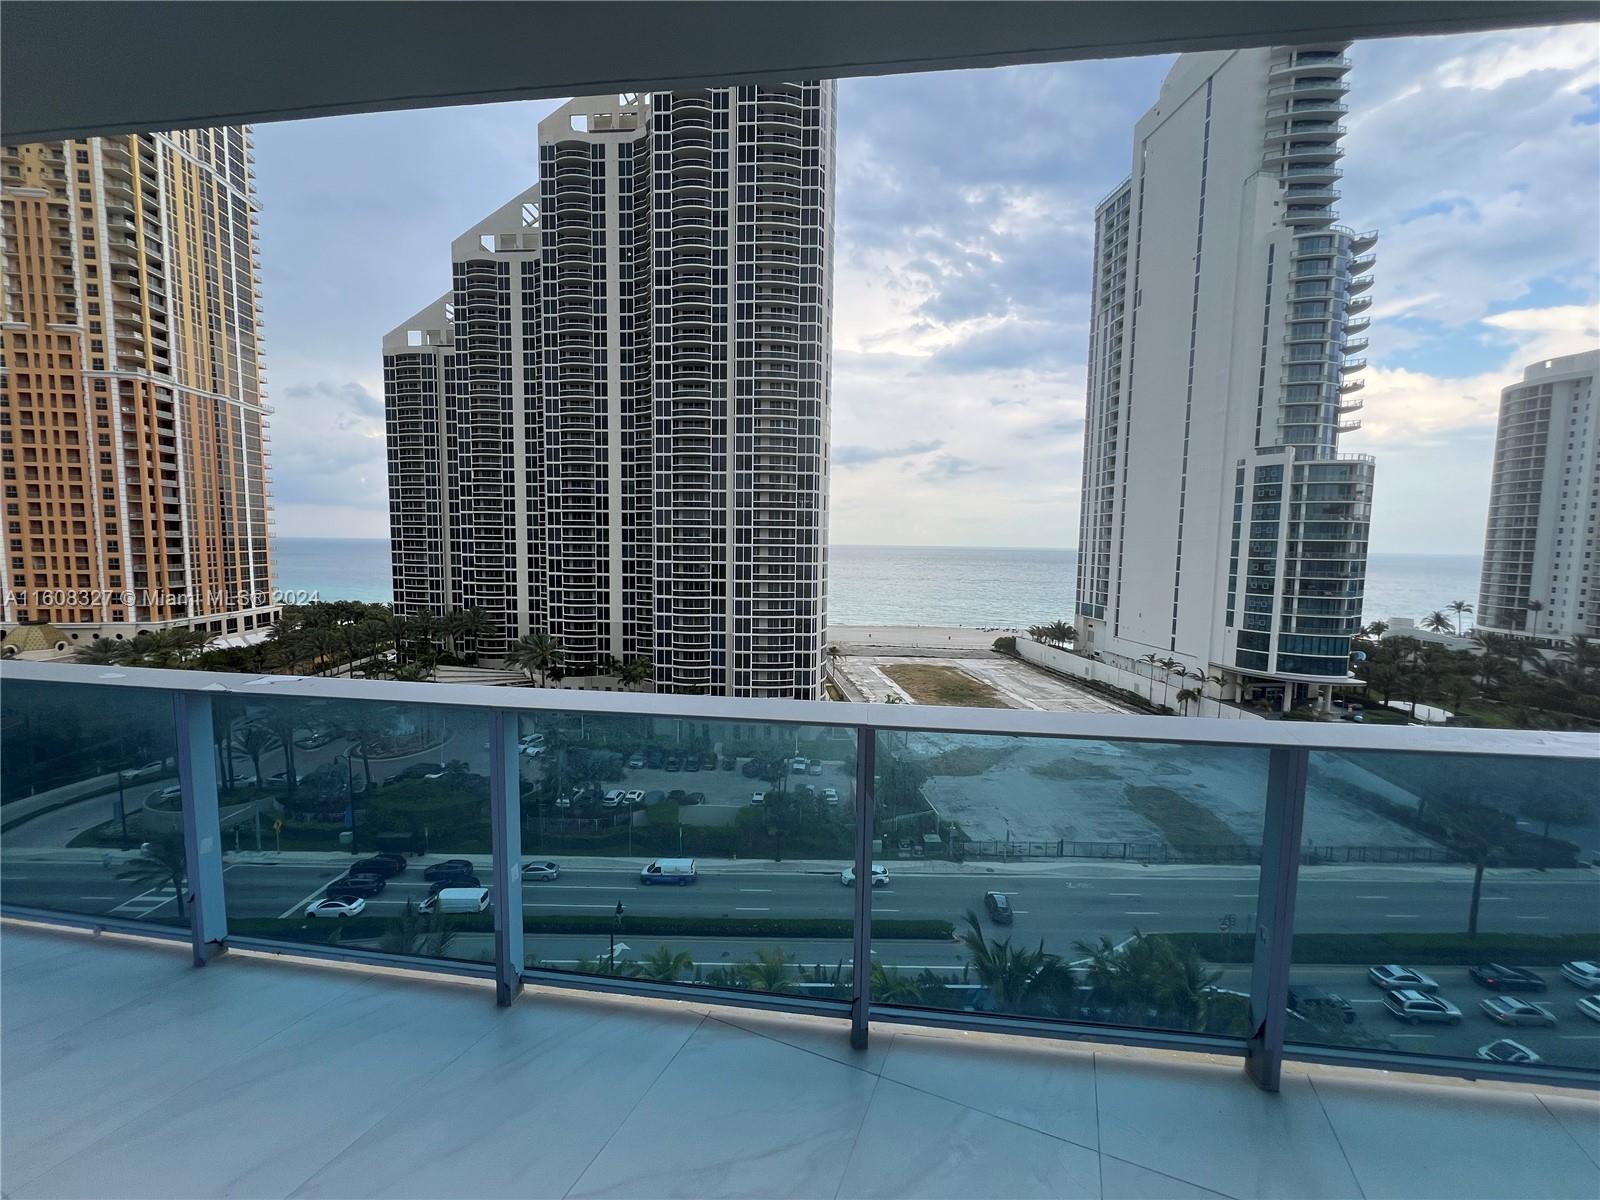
[1447,600,1473,635]
[1174,687,1201,716]
[74,638,131,665]
[117,832,187,920]
[1157,658,1182,709]
[379,899,457,958]
[508,631,564,687]
[1420,611,1454,635]
[618,657,652,691]
[738,946,796,993]
[1436,801,1516,936]
[450,608,490,661]
[1361,621,1389,641]
[230,722,280,788]
[637,945,694,982]
[958,911,1053,1012]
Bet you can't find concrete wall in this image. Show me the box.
[1014,638,1265,721]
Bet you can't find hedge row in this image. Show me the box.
[1167,931,1600,967]
[228,914,953,942]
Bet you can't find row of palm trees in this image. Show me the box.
[567,918,1240,1034]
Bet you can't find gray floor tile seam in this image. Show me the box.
[560,1009,712,1200]
[1534,1092,1600,1171]
[0,955,390,1192]
[702,1010,893,1079]
[830,1071,885,1200]
[1099,1152,1240,1200]
[1093,1052,1105,1200]
[281,1017,513,1200]
[871,1053,1104,1159]
[1305,1076,1370,1200]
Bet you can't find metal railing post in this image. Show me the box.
[172,692,228,965]
[1246,745,1309,1091]
[850,725,876,1050]
[488,709,524,1006]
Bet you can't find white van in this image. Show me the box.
[639,858,697,886]
[419,886,490,914]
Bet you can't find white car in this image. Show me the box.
[791,757,809,774]
[519,733,546,748]
[841,864,890,888]
[1382,989,1461,1025]
[521,743,546,758]
[821,787,839,805]
[1476,1039,1541,1065]
[1480,997,1557,1028]
[602,789,626,808]
[1367,964,1439,992]
[623,790,645,806]
[1560,961,1600,989]
[120,761,165,783]
[1577,995,1600,1024]
[306,896,365,919]
[521,860,560,882]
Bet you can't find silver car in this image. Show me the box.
[1559,961,1600,989]
[1480,997,1557,1028]
[1367,964,1439,992]
[1382,989,1462,1025]
[1476,1039,1541,1065]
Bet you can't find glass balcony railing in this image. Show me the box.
[1,661,1594,1091]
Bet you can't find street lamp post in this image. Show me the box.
[609,900,625,975]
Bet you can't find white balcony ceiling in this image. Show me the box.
[3,1,1595,142]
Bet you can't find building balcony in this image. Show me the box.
[2,652,1597,1197]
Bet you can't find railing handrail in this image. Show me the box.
[1,660,1593,760]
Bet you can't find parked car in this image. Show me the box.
[521,860,560,882]
[519,733,546,749]
[1469,964,1547,992]
[983,891,1013,924]
[427,876,479,896]
[791,757,809,774]
[640,858,697,885]
[1480,997,1557,1028]
[1559,961,1600,989]
[1577,995,1600,1023]
[720,756,736,771]
[750,792,766,807]
[1476,1039,1541,1065]
[821,787,840,805]
[623,789,645,806]
[298,728,338,749]
[521,742,546,758]
[741,760,762,778]
[627,752,646,769]
[602,789,627,809]
[326,874,385,899]
[807,760,823,776]
[1289,985,1358,1025]
[682,753,700,772]
[841,864,890,888]
[664,753,681,772]
[643,790,666,807]
[423,859,476,882]
[350,854,406,877]
[1367,964,1439,993]
[120,761,165,783]
[684,791,705,806]
[305,896,365,918]
[1381,989,1463,1025]
[645,749,664,769]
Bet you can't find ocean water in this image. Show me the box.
[273,537,1483,630]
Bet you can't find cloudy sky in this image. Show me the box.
[255,23,1599,555]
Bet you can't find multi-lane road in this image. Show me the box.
[7,854,1597,943]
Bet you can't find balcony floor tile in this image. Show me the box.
[837,1076,1101,1199]
[1312,1075,1600,1200]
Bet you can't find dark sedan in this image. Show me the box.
[349,854,406,878]
[1469,964,1548,993]
[326,874,386,898]
[423,859,477,882]
[983,891,1014,924]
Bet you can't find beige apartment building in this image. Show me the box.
[1,127,274,652]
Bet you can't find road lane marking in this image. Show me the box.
[277,875,344,919]
[735,906,770,912]
[526,902,631,909]
[739,889,773,894]
[80,895,116,901]
[1125,911,1160,916]
[540,885,638,892]
[1355,895,1389,900]
[1558,1035,1600,1040]
[1108,893,1142,898]
[1232,894,1255,899]
[1348,998,1385,1005]
[874,908,901,913]
[1390,1033,1436,1039]
[1383,914,1420,919]
[1513,915,1550,920]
